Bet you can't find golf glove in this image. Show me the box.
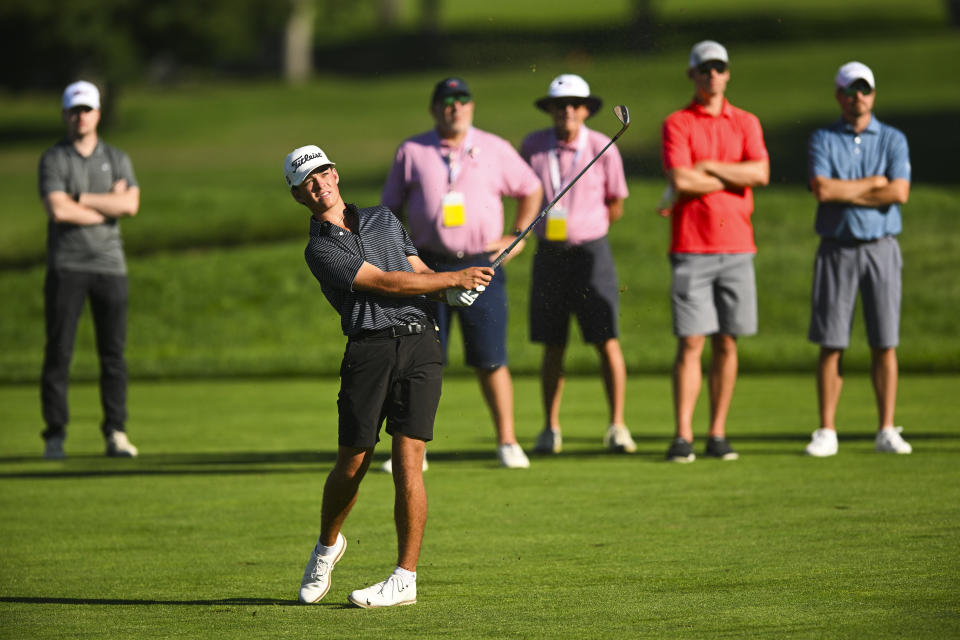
[445,287,481,307]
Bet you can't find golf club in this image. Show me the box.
[488,104,631,272]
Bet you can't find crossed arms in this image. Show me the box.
[43,180,140,225]
[809,175,909,207]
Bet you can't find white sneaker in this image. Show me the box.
[44,436,65,460]
[804,428,838,457]
[533,429,562,454]
[348,573,416,609]
[106,431,138,457]
[603,424,637,453]
[381,453,429,474]
[497,443,530,469]
[298,532,346,604]
[875,426,912,454]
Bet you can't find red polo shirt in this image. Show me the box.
[661,99,768,254]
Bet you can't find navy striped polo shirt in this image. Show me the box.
[305,203,432,337]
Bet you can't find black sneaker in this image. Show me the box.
[704,436,739,461]
[665,437,695,463]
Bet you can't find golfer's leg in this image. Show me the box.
[541,345,565,430]
[392,434,427,572]
[319,446,372,547]
[673,335,705,442]
[707,334,738,438]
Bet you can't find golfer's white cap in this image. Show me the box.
[834,61,875,90]
[62,81,101,110]
[283,145,335,187]
[689,40,729,69]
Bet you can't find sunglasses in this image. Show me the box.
[553,99,587,109]
[696,60,728,75]
[841,80,873,97]
[440,95,472,106]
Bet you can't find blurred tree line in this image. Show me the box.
[2,0,659,91]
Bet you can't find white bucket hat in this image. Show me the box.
[535,74,603,117]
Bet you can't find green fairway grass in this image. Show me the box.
[1,374,958,638]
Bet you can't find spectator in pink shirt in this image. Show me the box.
[382,77,543,469]
[520,74,636,456]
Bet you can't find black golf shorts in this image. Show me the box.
[336,327,443,448]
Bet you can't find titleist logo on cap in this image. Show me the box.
[292,152,325,169]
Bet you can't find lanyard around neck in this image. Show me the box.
[548,126,588,194]
[437,127,475,187]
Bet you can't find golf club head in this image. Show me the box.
[614,105,630,128]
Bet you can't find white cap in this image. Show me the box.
[834,61,875,90]
[62,81,101,110]
[689,40,729,69]
[283,145,335,187]
[535,74,603,115]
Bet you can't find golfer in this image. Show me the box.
[520,74,636,455]
[285,145,492,608]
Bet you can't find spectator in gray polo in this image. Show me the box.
[37,80,141,459]
[804,62,913,457]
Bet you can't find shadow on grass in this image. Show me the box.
[0,595,300,606]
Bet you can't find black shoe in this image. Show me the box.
[704,436,739,460]
[665,437,695,463]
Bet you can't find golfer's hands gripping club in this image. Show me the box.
[444,266,493,307]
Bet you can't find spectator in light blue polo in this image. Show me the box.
[804,61,912,457]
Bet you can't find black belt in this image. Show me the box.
[824,236,885,247]
[352,322,426,340]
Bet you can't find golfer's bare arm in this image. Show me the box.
[353,261,491,297]
[810,175,909,206]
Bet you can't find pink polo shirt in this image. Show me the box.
[381,127,541,256]
[521,126,628,245]
[661,99,768,254]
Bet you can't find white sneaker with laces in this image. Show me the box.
[348,573,417,608]
[875,426,912,454]
[533,429,562,454]
[381,453,429,474]
[298,532,346,604]
[603,424,637,453]
[106,431,138,457]
[804,428,838,457]
[497,443,530,468]
[44,436,65,460]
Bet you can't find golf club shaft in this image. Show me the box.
[490,108,631,270]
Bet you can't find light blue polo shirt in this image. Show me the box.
[808,115,910,241]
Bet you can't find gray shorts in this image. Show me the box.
[808,236,901,349]
[530,236,619,346]
[670,253,757,337]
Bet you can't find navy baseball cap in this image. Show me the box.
[431,77,471,103]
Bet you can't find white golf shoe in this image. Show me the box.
[497,443,530,468]
[875,426,912,454]
[603,424,637,453]
[381,453,429,474]
[804,428,838,457]
[348,573,417,609]
[533,428,562,454]
[298,532,346,604]
[105,431,138,457]
[44,436,65,460]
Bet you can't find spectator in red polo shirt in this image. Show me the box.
[659,40,770,463]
